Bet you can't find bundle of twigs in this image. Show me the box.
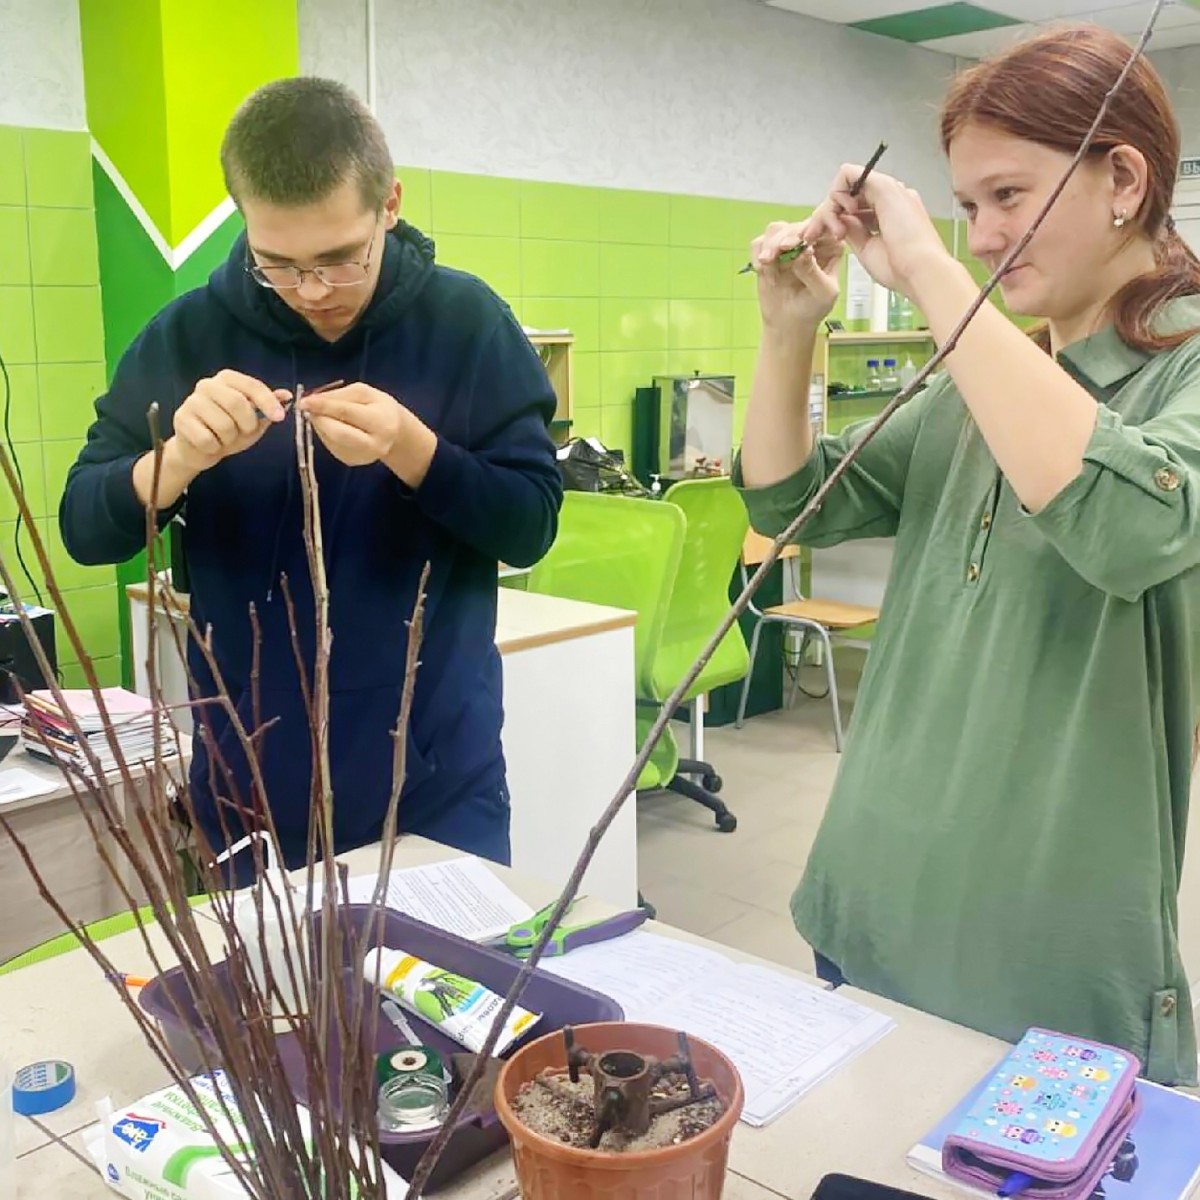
[0,408,423,1199]
[0,4,1165,1196]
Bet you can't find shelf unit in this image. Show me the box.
[817,330,936,437]
[527,331,575,442]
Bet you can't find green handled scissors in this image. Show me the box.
[489,899,648,959]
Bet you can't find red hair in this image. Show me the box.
[940,24,1200,352]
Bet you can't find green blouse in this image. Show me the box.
[737,299,1200,1084]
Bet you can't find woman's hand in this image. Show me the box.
[805,164,952,299]
[751,221,843,335]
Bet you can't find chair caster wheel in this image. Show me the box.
[716,813,738,833]
[701,772,723,793]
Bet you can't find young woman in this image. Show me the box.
[738,25,1200,1084]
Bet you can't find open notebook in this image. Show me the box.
[539,930,894,1126]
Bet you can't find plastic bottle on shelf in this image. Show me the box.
[899,356,918,389]
[881,358,900,392]
[889,291,916,331]
[865,359,882,392]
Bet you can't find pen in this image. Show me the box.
[737,140,889,274]
[997,1171,1035,1198]
[107,972,151,989]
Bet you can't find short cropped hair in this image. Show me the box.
[220,77,394,211]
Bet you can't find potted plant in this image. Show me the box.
[495,1021,744,1199]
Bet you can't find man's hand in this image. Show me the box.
[133,370,290,511]
[298,383,437,488]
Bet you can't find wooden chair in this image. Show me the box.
[736,530,878,751]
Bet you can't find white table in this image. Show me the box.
[1,837,1018,1200]
[127,584,640,909]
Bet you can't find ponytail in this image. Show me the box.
[1109,217,1200,352]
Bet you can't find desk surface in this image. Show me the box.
[0,837,1017,1200]
[126,581,634,659]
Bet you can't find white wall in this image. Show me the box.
[1151,46,1200,159]
[0,0,86,130]
[300,0,958,214]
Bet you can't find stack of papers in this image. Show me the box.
[539,931,895,1126]
[314,856,535,943]
[22,688,176,775]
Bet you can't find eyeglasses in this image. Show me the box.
[246,226,379,290]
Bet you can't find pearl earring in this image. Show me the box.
[1113,211,1128,228]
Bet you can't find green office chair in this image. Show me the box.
[652,478,750,832]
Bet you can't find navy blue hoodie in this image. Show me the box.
[60,223,562,865]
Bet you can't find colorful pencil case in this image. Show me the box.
[941,1028,1141,1199]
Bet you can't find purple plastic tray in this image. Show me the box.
[139,904,624,1189]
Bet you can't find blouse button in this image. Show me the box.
[1154,466,1181,492]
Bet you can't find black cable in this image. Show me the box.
[0,342,46,607]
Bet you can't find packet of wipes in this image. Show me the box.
[85,1069,407,1199]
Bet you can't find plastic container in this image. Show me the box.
[899,355,918,389]
[881,358,900,391]
[139,906,624,1191]
[865,358,882,392]
[496,1022,744,1200]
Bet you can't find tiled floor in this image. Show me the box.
[636,662,858,975]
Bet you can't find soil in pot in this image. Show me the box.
[512,1066,727,1152]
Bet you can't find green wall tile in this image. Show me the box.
[38,362,105,442]
[28,208,100,286]
[428,234,520,301]
[570,406,602,440]
[520,181,599,242]
[670,248,733,300]
[0,441,45,521]
[732,300,762,348]
[59,655,122,689]
[0,520,46,597]
[599,299,668,353]
[598,350,668,408]
[519,298,599,350]
[0,209,30,286]
[668,299,732,350]
[58,583,121,659]
[397,166,432,232]
[32,288,105,362]
[24,130,93,209]
[665,349,734,378]
[522,240,599,299]
[600,405,633,453]
[669,195,735,248]
[0,287,37,363]
[173,207,243,297]
[600,244,669,299]
[4,364,40,442]
[731,348,758,396]
[0,127,26,206]
[572,351,600,407]
[431,171,519,237]
[598,189,669,245]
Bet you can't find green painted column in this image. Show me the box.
[77,0,299,684]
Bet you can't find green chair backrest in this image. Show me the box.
[527,491,685,699]
[652,477,751,702]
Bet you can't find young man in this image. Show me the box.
[60,78,562,872]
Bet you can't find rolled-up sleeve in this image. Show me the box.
[734,375,943,548]
[1030,393,1200,602]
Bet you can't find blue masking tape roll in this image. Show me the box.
[12,1060,76,1115]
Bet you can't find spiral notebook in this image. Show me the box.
[908,1067,1200,1199]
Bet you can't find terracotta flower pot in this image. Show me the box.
[495,1021,744,1200]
